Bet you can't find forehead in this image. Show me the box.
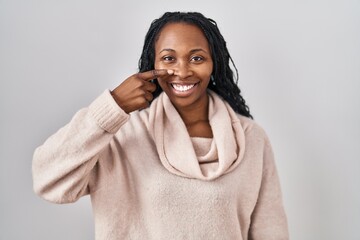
[155,23,210,50]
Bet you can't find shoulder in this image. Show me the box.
[237,115,266,136]
[236,115,271,145]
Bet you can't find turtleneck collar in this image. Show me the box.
[148,90,245,181]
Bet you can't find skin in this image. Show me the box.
[112,23,213,138]
[111,69,173,113]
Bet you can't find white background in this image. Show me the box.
[1,0,359,239]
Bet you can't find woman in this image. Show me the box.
[33,12,289,240]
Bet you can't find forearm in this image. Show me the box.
[32,90,129,203]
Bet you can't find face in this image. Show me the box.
[154,23,213,112]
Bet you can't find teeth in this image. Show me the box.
[171,83,196,92]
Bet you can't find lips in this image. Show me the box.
[171,83,197,92]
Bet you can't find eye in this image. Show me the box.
[162,56,175,62]
[190,56,204,63]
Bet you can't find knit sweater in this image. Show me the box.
[32,90,289,240]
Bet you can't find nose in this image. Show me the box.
[173,61,193,79]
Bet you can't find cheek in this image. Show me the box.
[155,63,168,73]
[200,64,213,79]
[156,77,168,90]
[154,58,164,69]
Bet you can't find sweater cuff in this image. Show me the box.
[88,90,130,133]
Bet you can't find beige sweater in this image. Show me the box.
[32,90,289,240]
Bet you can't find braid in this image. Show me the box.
[139,12,253,118]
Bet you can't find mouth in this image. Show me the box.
[171,83,198,92]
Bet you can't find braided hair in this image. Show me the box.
[138,12,253,118]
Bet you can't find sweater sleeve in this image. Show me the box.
[32,90,130,204]
[249,137,289,240]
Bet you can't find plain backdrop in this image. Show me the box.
[1,0,359,239]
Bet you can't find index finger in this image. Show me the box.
[137,69,174,81]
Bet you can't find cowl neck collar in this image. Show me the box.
[148,90,245,181]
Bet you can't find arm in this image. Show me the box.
[32,90,129,203]
[32,70,173,203]
[249,137,289,240]
[32,70,172,204]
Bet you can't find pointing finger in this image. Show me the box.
[138,69,174,81]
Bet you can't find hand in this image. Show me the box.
[111,69,173,113]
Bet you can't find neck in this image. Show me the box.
[174,95,213,138]
[176,98,209,126]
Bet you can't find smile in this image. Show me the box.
[171,83,197,92]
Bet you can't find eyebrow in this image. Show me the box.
[159,48,208,54]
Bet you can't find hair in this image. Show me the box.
[138,12,253,118]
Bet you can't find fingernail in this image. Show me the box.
[167,69,174,75]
